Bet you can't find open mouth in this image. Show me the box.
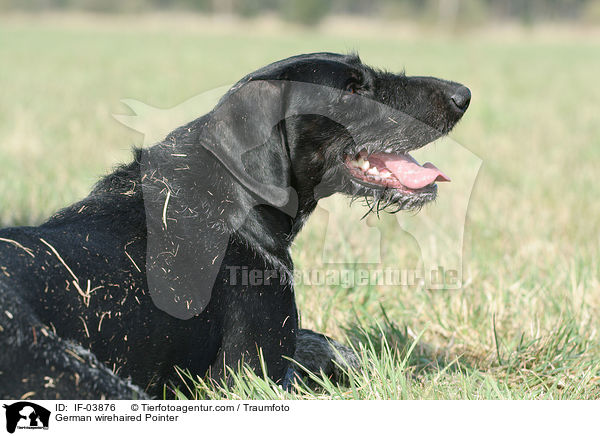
[344,149,450,194]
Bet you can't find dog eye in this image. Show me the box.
[345,82,359,94]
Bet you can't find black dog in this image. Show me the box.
[0,52,469,399]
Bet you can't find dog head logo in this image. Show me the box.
[3,402,50,434]
[114,54,478,319]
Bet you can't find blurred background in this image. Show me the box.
[1,0,599,398]
[2,0,600,26]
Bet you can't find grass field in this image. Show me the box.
[1,13,599,399]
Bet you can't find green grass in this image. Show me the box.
[1,13,599,399]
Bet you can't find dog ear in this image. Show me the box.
[141,144,234,320]
[201,80,294,209]
[139,80,298,320]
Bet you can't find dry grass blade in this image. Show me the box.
[0,237,35,257]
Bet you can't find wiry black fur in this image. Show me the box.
[0,52,469,399]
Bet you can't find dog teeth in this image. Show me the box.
[349,157,377,174]
[380,170,392,179]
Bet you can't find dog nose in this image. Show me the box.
[450,86,471,111]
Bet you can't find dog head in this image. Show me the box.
[205,52,470,214]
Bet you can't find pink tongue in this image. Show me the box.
[371,153,450,190]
